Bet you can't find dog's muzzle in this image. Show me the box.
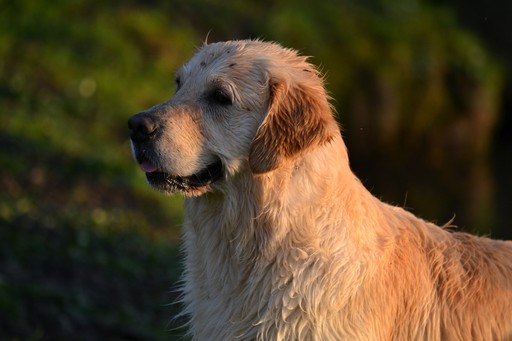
[128,112,224,195]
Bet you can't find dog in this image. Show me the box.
[128,40,512,340]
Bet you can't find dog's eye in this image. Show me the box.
[175,76,181,92]
[211,88,233,106]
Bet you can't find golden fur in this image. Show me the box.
[129,40,512,340]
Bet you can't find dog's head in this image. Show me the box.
[128,40,338,196]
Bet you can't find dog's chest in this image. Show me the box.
[181,219,325,339]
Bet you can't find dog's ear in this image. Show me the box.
[249,76,336,174]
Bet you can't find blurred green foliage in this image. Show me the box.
[0,0,505,339]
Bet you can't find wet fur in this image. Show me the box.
[135,40,512,340]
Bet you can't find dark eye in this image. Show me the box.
[175,76,181,92]
[211,88,233,105]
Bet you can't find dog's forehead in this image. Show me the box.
[180,41,313,82]
[176,42,274,94]
[182,43,238,75]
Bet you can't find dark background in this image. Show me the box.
[1,0,510,339]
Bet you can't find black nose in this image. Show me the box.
[128,113,158,143]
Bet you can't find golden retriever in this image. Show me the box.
[128,39,512,340]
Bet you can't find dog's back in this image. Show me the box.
[369,205,512,340]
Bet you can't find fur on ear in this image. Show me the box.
[249,75,337,174]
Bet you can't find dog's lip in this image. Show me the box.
[139,156,224,193]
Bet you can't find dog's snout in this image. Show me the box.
[128,113,158,143]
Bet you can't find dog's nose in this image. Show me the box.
[128,113,158,143]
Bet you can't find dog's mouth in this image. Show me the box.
[139,157,224,196]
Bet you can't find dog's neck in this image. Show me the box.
[184,133,389,264]
[181,133,402,335]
